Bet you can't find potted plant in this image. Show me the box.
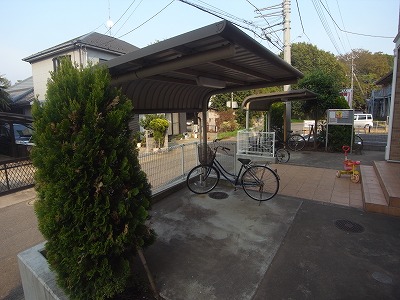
[30,59,156,299]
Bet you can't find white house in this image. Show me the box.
[21,32,188,137]
[23,32,139,102]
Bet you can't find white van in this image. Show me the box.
[354,113,373,129]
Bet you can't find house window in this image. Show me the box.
[52,55,71,72]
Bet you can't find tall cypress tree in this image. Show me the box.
[31,60,155,299]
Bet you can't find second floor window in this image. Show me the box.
[52,55,71,72]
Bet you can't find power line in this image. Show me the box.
[176,0,283,51]
[319,0,395,39]
[250,0,284,47]
[112,0,144,37]
[294,0,311,42]
[312,0,342,55]
[335,0,353,51]
[117,0,175,39]
[95,0,174,48]
[322,0,346,54]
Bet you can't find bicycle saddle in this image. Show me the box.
[238,158,251,165]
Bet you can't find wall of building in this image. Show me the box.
[389,49,400,161]
[31,48,123,101]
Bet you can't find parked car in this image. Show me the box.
[354,113,373,129]
[0,122,34,157]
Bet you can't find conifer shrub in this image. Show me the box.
[31,60,155,300]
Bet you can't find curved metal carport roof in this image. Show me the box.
[242,89,318,111]
[106,20,303,115]
[241,89,318,131]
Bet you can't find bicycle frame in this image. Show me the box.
[211,156,247,187]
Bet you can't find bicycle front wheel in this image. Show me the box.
[241,166,279,201]
[287,134,306,151]
[187,165,219,194]
[275,148,290,163]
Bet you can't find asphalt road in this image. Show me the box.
[0,199,44,300]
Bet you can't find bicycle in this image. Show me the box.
[272,126,306,151]
[248,131,290,164]
[186,140,280,202]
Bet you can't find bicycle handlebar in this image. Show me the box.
[212,139,230,152]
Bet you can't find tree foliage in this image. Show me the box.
[337,49,393,111]
[31,60,154,300]
[298,70,350,149]
[290,43,347,81]
[210,87,281,129]
[149,118,169,148]
[139,114,166,130]
[289,43,348,119]
[0,75,11,111]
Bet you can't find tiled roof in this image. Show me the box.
[23,32,139,63]
[6,77,34,105]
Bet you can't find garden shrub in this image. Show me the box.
[31,60,155,300]
[326,125,353,152]
[149,118,169,148]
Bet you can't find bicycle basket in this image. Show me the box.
[198,144,215,165]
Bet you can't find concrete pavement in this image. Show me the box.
[2,149,399,300]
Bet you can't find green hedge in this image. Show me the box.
[31,60,155,299]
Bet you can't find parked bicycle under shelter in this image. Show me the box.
[238,89,318,157]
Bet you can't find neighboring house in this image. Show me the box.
[21,32,188,137]
[6,77,34,115]
[367,71,392,120]
[23,32,139,102]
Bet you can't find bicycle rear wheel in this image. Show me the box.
[287,134,306,151]
[275,148,290,163]
[187,165,219,194]
[241,166,279,201]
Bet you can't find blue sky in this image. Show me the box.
[1,0,399,85]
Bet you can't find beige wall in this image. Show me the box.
[388,48,400,161]
[31,48,128,101]
[31,49,83,100]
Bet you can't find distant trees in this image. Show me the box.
[337,49,393,111]
[289,43,348,120]
[0,75,11,111]
[289,43,393,114]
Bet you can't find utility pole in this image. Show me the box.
[350,55,354,108]
[283,0,291,136]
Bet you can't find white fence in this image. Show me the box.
[138,141,236,195]
[236,129,275,158]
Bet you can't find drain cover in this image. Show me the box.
[334,219,364,233]
[209,192,229,199]
[372,272,393,284]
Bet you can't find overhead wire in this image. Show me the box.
[117,0,175,39]
[246,0,284,47]
[112,0,144,37]
[322,0,347,54]
[95,0,174,48]
[318,0,394,39]
[335,0,353,51]
[294,0,311,42]
[311,0,342,55]
[176,0,283,51]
